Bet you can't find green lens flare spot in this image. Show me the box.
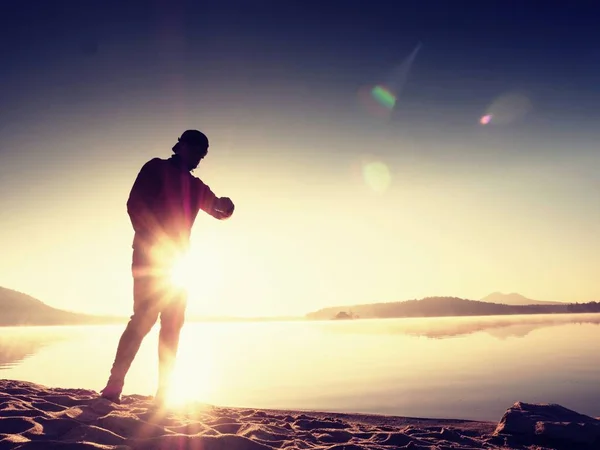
[371,86,396,110]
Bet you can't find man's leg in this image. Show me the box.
[156,286,187,401]
[101,276,160,402]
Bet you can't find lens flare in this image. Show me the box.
[483,92,532,125]
[371,85,396,110]
[363,161,392,194]
[356,43,421,120]
[480,114,492,125]
[358,85,393,119]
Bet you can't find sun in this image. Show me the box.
[169,252,194,289]
[168,249,220,294]
[165,239,227,317]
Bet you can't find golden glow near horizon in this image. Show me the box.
[1,133,599,319]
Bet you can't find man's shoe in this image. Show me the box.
[100,384,122,404]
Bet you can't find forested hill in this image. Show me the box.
[306,296,600,320]
[0,286,125,326]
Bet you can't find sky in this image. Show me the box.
[1,1,600,318]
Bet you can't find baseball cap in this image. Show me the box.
[172,129,209,152]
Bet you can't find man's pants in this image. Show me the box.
[106,248,187,393]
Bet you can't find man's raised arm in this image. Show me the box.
[194,178,234,220]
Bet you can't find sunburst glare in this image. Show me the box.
[169,252,194,289]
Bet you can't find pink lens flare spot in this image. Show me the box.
[480,114,492,125]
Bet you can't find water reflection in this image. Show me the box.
[0,314,599,422]
[0,327,71,369]
[322,313,600,339]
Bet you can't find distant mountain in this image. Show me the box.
[481,292,565,306]
[305,296,600,320]
[0,286,126,326]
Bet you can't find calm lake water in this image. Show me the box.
[1,313,599,422]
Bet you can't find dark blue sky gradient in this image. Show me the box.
[2,0,600,206]
[3,1,600,128]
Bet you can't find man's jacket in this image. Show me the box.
[127,155,220,256]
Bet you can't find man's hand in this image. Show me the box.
[213,197,234,219]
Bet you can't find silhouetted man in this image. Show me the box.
[100,129,234,404]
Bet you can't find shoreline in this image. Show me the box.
[1,379,599,449]
[2,310,600,328]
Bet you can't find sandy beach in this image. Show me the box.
[2,379,599,449]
